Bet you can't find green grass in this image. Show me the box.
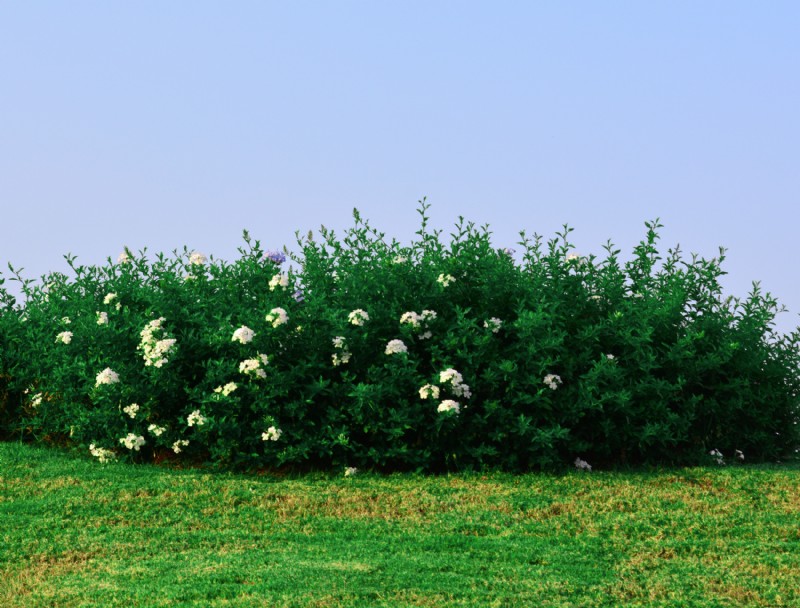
[1,442,799,607]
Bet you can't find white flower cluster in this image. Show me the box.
[122,403,140,419]
[543,374,562,390]
[393,255,407,264]
[232,325,255,344]
[187,410,206,427]
[139,318,177,368]
[118,250,131,264]
[344,466,358,477]
[189,251,207,265]
[97,311,109,325]
[240,354,269,379]
[400,309,437,339]
[104,292,117,305]
[440,368,472,398]
[262,426,282,441]
[214,382,238,396]
[95,367,120,387]
[119,433,145,451]
[30,393,43,408]
[437,273,456,287]
[437,399,461,414]
[574,457,592,472]
[483,317,502,334]
[148,424,166,437]
[606,354,615,361]
[172,439,189,453]
[265,307,289,328]
[348,309,369,326]
[269,273,289,291]
[331,336,352,367]
[61,317,71,324]
[89,443,116,463]
[385,339,408,355]
[56,331,73,344]
[419,384,439,400]
[425,368,471,415]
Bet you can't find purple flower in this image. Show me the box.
[292,289,305,303]
[265,249,286,265]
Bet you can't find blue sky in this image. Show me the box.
[1,2,798,334]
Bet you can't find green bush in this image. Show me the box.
[1,200,798,471]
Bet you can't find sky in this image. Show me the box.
[1,2,798,335]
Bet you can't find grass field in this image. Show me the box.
[1,442,799,607]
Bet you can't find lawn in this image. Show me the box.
[1,442,798,607]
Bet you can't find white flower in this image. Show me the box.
[187,410,207,427]
[139,318,177,367]
[393,255,407,264]
[574,457,592,472]
[451,382,472,399]
[265,307,289,328]
[239,358,267,379]
[438,371,472,400]
[262,426,282,442]
[437,400,461,414]
[61,317,71,325]
[259,353,269,365]
[122,403,140,419]
[117,251,131,264]
[147,424,166,437]
[95,368,120,386]
[606,354,615,360]
[400,311,422,328]
[184,273,196,282]
[419,384,440,400]
[418,331,433,340]
[385,339,408,355]
[332,351,352,367]
[484,317,502,333]
[213,382,238,396]
[97,311,109,325]
[56,331,73,344]
[566,253,580,262]
[189,251,207,265]
[89,443,116,463]
[344,467,358,477]
[104,293,117,305]
[119,433,145,451]
[332,336,347,349]
[348,309,369,326]
[269,273,289,291]
[232,325,255,344]
[420,310,437,321]
[735,449,745,461]
[30,393,43,408]
[543,374,562,390]
[437,273,455,287]
[172,439,189,454]
[439,368,464,386]
[589,295,602,301]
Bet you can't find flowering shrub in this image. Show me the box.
[0,200,798,472]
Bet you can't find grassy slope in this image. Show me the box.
[1,442,799,608]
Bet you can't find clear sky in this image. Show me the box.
[1,2,798,334]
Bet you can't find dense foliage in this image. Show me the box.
[1,200,798,471]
